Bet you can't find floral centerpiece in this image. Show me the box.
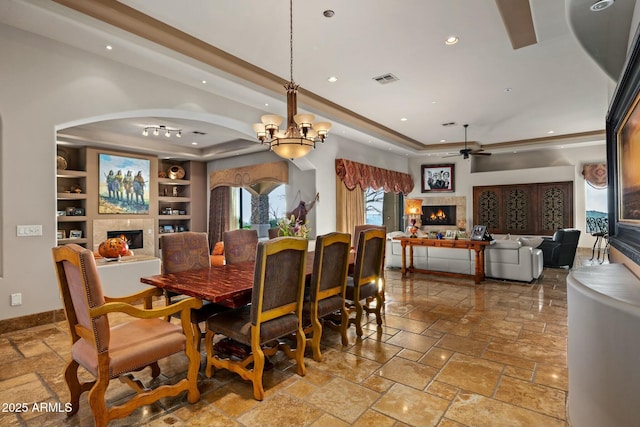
[276,215,310,239]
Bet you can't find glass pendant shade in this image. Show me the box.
[271,138,314,159]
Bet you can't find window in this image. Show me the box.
[365,187,384,226]
[233,185,287,229]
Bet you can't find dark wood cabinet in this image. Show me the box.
[473,181,573,236]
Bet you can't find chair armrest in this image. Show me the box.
[90,297,202,321]
[104,287,164,308]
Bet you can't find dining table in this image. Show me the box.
[140,251,354,309]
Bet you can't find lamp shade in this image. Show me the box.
[404,198,423,215]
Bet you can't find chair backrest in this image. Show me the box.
[353,224,386,250]
[309,232,351,303]
[352,228,386,287]
[250,237,308,326]
[160,232,211,273]
[557,228,581,265]
[267,228,280,239]
[52,244,110,353]
[223,229,259,264]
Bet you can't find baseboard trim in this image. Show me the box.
[0,310,66,335]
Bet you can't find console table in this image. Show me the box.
[394,237,490,284]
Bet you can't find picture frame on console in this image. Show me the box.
[607,25,640,262]
[470,225,486,241]
[421,164,455,193]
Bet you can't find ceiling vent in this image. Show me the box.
[441,122,457,127]
[373,73,399,84]
[192,131,206,135]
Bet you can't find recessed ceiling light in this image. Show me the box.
[201,80,207,84]
[590,0,614,12]
[440,139,446,143]
[191,142,198,146]
[327,76,338,83]
[548,130,555,134]
[105,45,113,50]
[504,87,512,92]
[431,101,437,104]
[264,103,269,107]
[400,117,408,122]
[445,36,459,45]
[323,9,335,18]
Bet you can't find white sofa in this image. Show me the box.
[484,239,543,282]
[385,232,543,283]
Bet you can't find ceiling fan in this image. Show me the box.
[444,124,492,159]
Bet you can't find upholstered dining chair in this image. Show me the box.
[52,244,202,427]
[303,232,351,361]
[204,237,308,400]
[222,229,259,264]
[160,232,228,347]
[352,224,387,306]
[345,228,386,337]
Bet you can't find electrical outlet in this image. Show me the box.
[17,225,43,237]
[10,293,22,306]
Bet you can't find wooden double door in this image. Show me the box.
[473,181,573,236]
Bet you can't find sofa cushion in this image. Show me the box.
[518,236,543,248]
[490,240,521,250]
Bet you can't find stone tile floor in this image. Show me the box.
[0,249,601,426]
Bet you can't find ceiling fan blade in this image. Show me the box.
[495,0,537,50]
[442,153,461,158]
[471,151,492,156]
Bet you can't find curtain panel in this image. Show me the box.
[335,158,414,194]
[208,186,230,248]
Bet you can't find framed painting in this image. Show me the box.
[607,25,640,263]
[98,153,150,214]
[421,164,455,193]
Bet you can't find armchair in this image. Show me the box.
[539,228,581,268]
[52,244,202,427]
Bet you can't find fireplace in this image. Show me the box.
[421,205,456,226]
[107,229,144,249]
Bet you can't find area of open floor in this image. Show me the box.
[1,249,603,427]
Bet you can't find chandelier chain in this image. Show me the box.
[290,0,294,84]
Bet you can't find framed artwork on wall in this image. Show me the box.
[421,164,455,193]
[607,25,640,263]
[98,153,150,214]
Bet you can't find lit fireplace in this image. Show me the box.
[107,229,144,249]
[421,205,456,226]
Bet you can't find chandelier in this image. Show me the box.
[252,0,331,160]
[142,125,182,138]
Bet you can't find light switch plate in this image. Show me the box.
[17,225,43,237]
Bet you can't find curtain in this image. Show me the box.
[208,186,230,249]
[582,163,607,189]
[335,158,414,194]
[336,179,365,234]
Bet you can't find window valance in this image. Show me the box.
[209,161,288,190]
[582,163,607,189]
[335,158,414,194]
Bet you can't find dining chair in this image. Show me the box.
[160,232,228,347]
[204,237,308,400]
[222,229,259,264]
[345,228,386,337]
[353,224,387,307]
[52,244,202,427]
[303,232,351,361]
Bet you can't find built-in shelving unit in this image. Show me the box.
[56,147,89,246]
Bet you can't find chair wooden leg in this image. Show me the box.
[352,300,364,337]
[310,311,323,362]
[204,329,215,378]
[88,355,111,427]
[250,332,266,401]
[64,359,93,417]
[340,307,349,346]
[295,326,307,375]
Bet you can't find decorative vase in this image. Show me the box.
[98,237,129,259]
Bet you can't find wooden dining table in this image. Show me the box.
[140,251,352,309]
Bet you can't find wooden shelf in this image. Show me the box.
[158,215,191,220]
[57,192,87,200]
[158,196,189,203]
[56,169,87,178]
[158,178,190,185]
[58,238,88,245]
[57,216,87,222]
